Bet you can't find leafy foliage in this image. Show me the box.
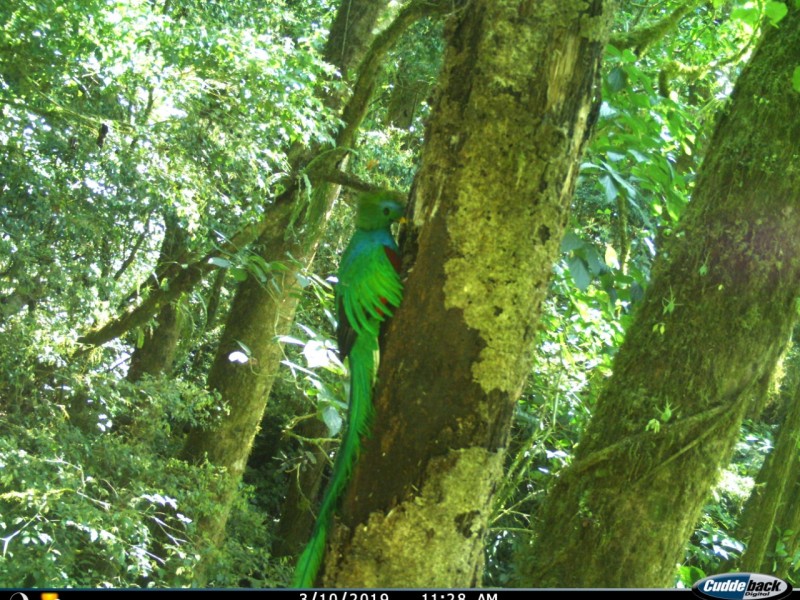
[0,0,338,586]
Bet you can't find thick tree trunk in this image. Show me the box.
[325,0,388,84]
[180,194,332,577]
[522,7,800,587]
[324,0,612,587]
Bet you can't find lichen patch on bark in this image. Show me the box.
[439,0,608,395]
[443,187,558,395]
[325,447,503,587]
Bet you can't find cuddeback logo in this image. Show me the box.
[692,573,792,600]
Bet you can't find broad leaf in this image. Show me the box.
[560,231,584,253]
[568,256,591,291]
[765,1,788,25]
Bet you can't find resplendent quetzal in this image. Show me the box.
[292,192,405,588]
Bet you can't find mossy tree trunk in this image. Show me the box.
[521,7,800,587]
[322,0,613,587]
[127,212,188,381]
[773,471,800,580]
[178,0,452,582]
[736,350,800,574]
[179,0,388,572]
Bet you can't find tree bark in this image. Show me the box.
[179,199,321,574]
[736,350,800,574]
[323,0,612,587]
[521,6,800,587]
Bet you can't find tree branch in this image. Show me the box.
[113,213,152,281]
[611,0,702,57]
[321,169,406,202]
[657,29,757,96]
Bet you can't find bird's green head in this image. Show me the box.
[355,192,406,231]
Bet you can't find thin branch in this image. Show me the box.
[303,0,456,199]
[611,0,703,57]
[657,29,758,96]
[113,213,152,281]
[322,169,406,202]
[286,0,458,197]
[333,0,458,155]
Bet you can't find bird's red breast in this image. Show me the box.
[384,245,402,273]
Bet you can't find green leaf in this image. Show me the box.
[231,267,248,282]
[792,66,800,93]
[568,256,591,291]
[678,565,707,588]
[276,335,306,346]
[606,166,637,198]
[248,262,267,282]
[628,149,647,163]
[322,405,343,437]
[605,245,619,269]
[731,6,760,28]
[249,255,273,274]
[584,247,606,276]
[560,231,584,253]
[765,1,788,25]
[606,151,625,162]
[600,174,618,203]
[208,257,231,269]
[607,67,627,93]
[235,340,252,356]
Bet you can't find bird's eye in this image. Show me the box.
[383,207,390,216]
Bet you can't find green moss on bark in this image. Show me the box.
[326,448,503,587]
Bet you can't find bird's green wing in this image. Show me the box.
[338,245,403,339]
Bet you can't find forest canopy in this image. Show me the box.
[2,0,800,589]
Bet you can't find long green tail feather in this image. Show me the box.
[292,334,377,588]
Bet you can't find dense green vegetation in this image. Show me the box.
[1,0,799,588]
